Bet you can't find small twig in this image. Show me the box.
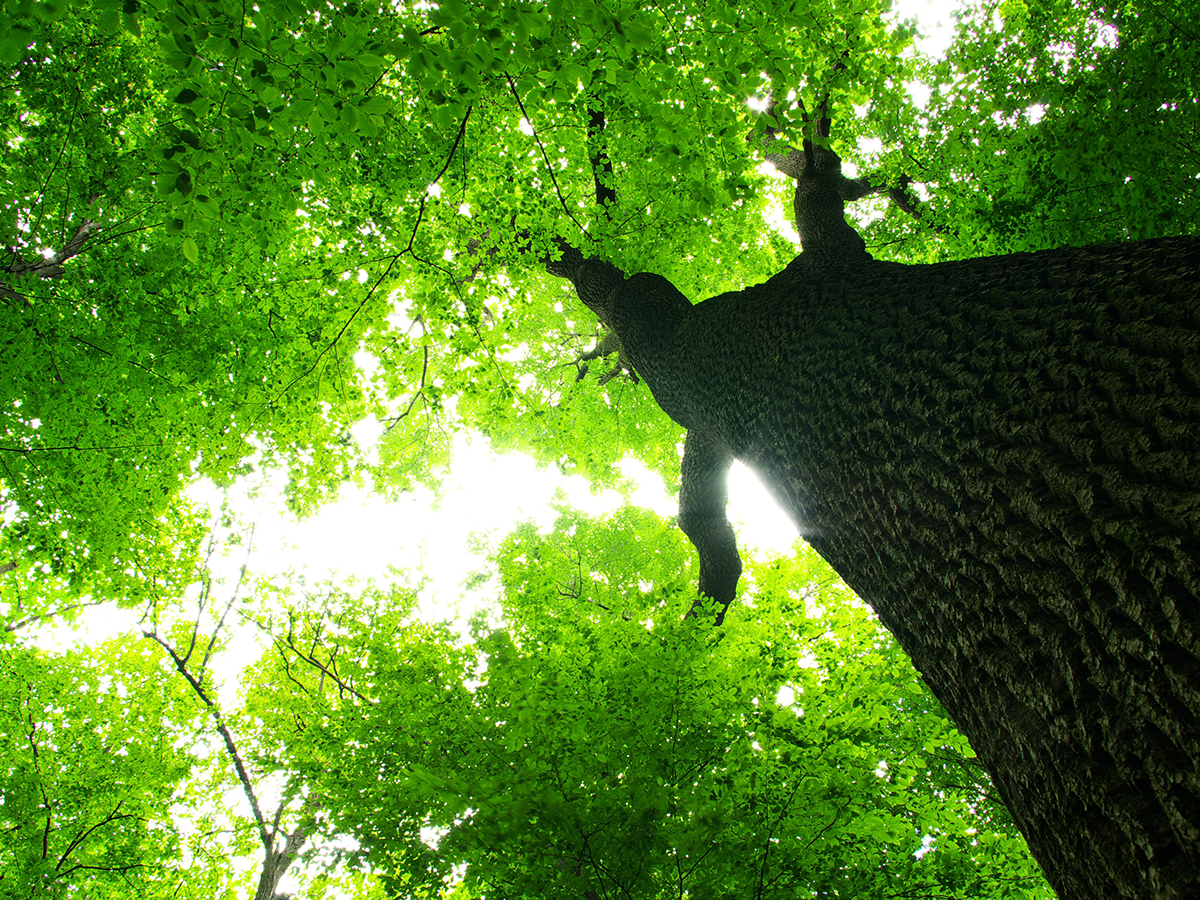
[200,525,256,675]
[384,345,430,434]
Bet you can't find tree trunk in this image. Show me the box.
[252,830,308,900]
[560,234,1200,898]
[678,236,1200,899]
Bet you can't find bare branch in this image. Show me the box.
[143,630,273,852]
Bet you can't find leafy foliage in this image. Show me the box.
[0,0,918,603]
[0,638,219,899]
[7,0,1193,606]
[3,0,1197,895]
[855,0,1200,258]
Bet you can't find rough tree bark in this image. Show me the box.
[546,134,1200,899]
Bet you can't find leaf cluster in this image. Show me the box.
[853,0,1200,259]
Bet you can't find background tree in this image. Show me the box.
[857,0,1200,258]
[252,519,1052,899]
[134,522,401,900]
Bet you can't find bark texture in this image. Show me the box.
[552,225,1200,897]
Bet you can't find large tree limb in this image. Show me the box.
[678,429,741,625]
[758,95,930,235]
[754,97,867,260]
[252,794,318,900]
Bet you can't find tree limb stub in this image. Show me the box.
[679,428,741,626]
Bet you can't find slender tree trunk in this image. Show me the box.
[668,236,1200,899]
[252,823,310,900]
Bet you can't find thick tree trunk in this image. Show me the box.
[554,233,1200,898]
[666,236,1200,899]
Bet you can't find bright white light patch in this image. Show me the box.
[891,0,959,57]
[617,456,676,519]
[727,461,798,555]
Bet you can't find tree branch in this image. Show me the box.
[273,615,368,703]
[678,429,741,625]
[505,73,583,231]
[144,631,272,852]
[587,99,616,209]
[26,700,54,861]
[5,221,99,280]
[574,329,637,385]
[200,529,255,676]
[758,105,935,228]
[55,800,139,871]
[384,345,430,434]
[2,221,100,305]
[4,598,108,633]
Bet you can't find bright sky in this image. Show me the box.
[221,431,801,623]
[897,0,961,57]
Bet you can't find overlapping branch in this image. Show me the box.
[2,221,99,305]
